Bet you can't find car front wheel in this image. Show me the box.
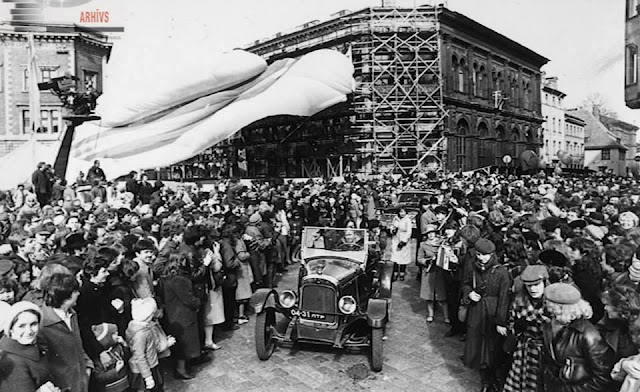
[370,327,384,372]
[255,308,277,360]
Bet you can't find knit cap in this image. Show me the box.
[629,260,640,282]
[4,301,41,336]
[131,297,157,323]
[92,323,118,348]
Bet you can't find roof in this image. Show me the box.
[570,110,627,151]
[439,8,549,68]
[600,115,639,132]
[0,22,112,47]
[564,112,586,126]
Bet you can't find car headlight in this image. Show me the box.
[338,295,357,314]
[279,290,297,308]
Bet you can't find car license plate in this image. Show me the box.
[293,309,326,320]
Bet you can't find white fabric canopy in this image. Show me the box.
[66,48,354,181]
[0,137,61,190]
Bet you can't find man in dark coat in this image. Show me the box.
[461,239,511,392]
[125,171,140,206]
[86,160,106,183]
[31,162,51,207]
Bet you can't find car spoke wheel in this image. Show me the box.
[255,308,277,360]
[370,328,384,372]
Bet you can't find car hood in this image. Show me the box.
[304,257,362,283]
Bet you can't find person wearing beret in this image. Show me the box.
[503,265,549,392]
[540,283,615,392]
[0,301,60,392]
[461,238,511,392]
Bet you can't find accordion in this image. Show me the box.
[435,244,459,271]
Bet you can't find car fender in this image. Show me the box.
[250,288,279,314]
[379,261,394,299]
[367,298,387,328]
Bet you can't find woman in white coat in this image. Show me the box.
[390,208,413,280]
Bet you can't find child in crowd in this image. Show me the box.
[126,298,173,392]
[90,322,131,392]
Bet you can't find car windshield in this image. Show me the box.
[304,228,365,251]
[397,192,430,204]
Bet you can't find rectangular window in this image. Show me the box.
[602,149,611,160]
[627,45,638,85]
[83,70,99,92]
[22,108,62,134]
[628,0,639,18]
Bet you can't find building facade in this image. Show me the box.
[166,6,548,179]
[0,24,111,156]
[626,0,640,109]
[540,76,566,166]
[564,113,585,169]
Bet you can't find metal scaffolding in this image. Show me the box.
[351,6,447,175]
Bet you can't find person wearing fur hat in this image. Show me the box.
[540,283,615,392]
[461,238,511,392]
[89,323,131,392]
[503,265,549,392]
[0,301,60,392]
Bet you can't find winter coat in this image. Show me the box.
[162,274,201,360]
[77,280,118,360]
[90,344,130,392]
[106,275,136,336]
[390,215,412,265]
[417,237,446,301]
[31,169,50,194]
[541,318,615,392]
[461,257,511,369]
[38,305,91,392]
[125,321,158,378]
[0,336,53,392]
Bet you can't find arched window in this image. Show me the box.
[510,75,518,106]
[496,125,507,162]
[458,58,467,93]
[478,122,492,167]
[455,119,469,170]
[452,55,459,91]
[479,65,486,97]
[472,63,479,96]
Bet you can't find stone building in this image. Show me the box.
[164,5,548,179]
[0,24,111,157]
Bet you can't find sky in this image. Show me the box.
[0,0,633,123]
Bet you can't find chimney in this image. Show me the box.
[592,106,600,120]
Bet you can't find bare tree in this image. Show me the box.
[581,93,618,119]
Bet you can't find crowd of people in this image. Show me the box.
[1,158,640,392]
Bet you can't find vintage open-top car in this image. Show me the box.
[250,227,393,371]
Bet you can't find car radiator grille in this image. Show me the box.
[301,284,337,323]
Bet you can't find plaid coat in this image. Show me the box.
[503,293,548,392]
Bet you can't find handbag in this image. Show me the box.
[150,320,172,359]
[459,270,477,323]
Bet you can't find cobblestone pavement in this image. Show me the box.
[165,241,481,392]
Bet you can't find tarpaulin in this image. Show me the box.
[66,48,354,181]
